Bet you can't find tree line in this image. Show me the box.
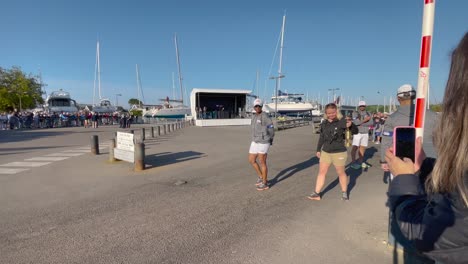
[0,66,44,112]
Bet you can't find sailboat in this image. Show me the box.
[264,15,316,115]
[150,34,191,119]
[92,40,118,113]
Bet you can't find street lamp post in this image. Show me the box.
[269,74,285,119]
[115,94,122,107]
[377,91,381,112]
[328,88,340,103]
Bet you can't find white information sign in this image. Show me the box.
[116,132,134,151]
[114,148,135,163]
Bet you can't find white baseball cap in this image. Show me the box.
[253,98,263,107]
[358,101,366,106]
[397,84,416,97]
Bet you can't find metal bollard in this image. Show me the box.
[109,139,116,162]
[171,124,175,132]
[157,126,161,136]
[163,125,167,135]
[151,127,154,138]
[91,135,99,155]
[141,128,145,141]
[134,142,145,171]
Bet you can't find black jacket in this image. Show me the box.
[388,158,468,263]
[316,118,347,153]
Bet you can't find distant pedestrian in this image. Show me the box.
[350,101,372,169]
[248,98,275,191]
[308,103,352,201]
[91,112,99,128]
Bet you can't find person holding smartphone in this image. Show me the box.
[385,32,468,264]
[379,84,437,172]
[308,103,352,201]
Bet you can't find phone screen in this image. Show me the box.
[395,127,416,162]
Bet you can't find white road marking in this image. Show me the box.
[75,147,91,150]
[25,157,70,161]
[0,168,30,174]
[62,149,91,153]
[0,161,51,167]
[46,153,85,157]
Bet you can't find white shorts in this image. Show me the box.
[249,141,270,154]
[352,133,369,147]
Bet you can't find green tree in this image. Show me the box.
[0,66,44,112]
[128,98,143,107]
[129,109,143,117]
[430,104,442,112]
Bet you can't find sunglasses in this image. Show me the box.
[254,105,262,108]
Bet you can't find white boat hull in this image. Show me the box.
[93,106,118,113]
[264,102,315,113]
[148,107,191,118]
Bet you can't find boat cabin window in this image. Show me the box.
[50,99,71,107]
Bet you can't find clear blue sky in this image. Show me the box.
[2,0,467,107]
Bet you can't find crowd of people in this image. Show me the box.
[0,110,136,130]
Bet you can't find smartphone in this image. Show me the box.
[393,126,416,162]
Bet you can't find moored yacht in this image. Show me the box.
[44,89,79,113]
[264,90,316,114]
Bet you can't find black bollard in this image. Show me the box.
[163,125,167,135]
[109,139,116,162]
[91,135,99,155]
[134,142,145,171]
[157,126,161,136]
[141,128,145,141]
[151,127,154,138]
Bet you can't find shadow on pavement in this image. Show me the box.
[269,157,319,187]
[145,151,205,167]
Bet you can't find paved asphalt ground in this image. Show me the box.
[0,123,396,264]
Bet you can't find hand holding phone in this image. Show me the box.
[393,126,416,162]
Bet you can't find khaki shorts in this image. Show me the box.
[320,151,347,166]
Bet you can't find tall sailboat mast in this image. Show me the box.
[277,14,286,95]
[97,41,102,101]
[136,64,143,108]
[172,72,176,100]
[93,41,98,106]
[174,33,184,104]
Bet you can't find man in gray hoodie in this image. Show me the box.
[249,98,275,191]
